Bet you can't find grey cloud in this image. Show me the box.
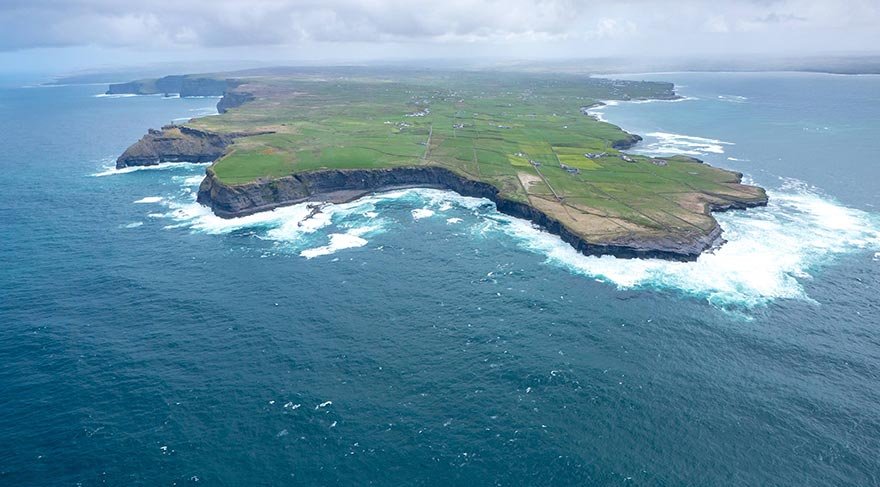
[0,0,877,56]
[755,12,808,23]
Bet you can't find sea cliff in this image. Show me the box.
[116,126,232,168]
[216,89,255,113]
[115,124,273,168]
[196,166,766,261]
[111,69,769,261]
[106,75,237,97]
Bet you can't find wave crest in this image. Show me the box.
[124,154,879,308]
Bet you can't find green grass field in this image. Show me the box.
[187,69,766,243]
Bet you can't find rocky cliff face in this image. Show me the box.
[115,126,232,168]
[113,74,765,261]
[106,75,237,97]
[216,89,255,113]
[196,166,767,261]
[180,77,235,97]
[611,133,643,150]
[106,81,151,95]
[115,87,265,168]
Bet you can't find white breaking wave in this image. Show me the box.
[135,145,879,307]
[93,93,221,99]
[93,93,143,98]
[161,199,319,235]
[637,132,734,156]
[134,196,163,204]
[181,175,205,186]
[584,100,618,122]
[411,208,435,220]
[585,96,733,157]
[717,94,748,103]
[585,97,696,122]
[300,228,374,259]
[481,180,880,308]
[628,96,699,104]
[171,108,219,124]
[152,174,399,257]
[92,161,210,177]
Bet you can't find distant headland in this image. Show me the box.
[110,67,767,261]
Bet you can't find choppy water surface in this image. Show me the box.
[2,72,879,485]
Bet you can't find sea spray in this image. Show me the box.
[636,132,734,156]
[92,161,210,177]
[148,169,880,307]
[130,89,880,308]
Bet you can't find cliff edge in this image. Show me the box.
[196,166,767,261]
[116,126,232,168]
[111,68,769,261]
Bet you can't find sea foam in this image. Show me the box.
[128,93,879,308]
[92,161,210,177]
[151,174,397,256]
[93,93,143,98]
[585,97,696,122]
[143,165,880,307]
[411,208,435,220]
[300,230,370,259]
[637,132,734,156]
[134,196,163,204]
[628,96,698,104]
[717,94,749,103]
[482,180,880,308]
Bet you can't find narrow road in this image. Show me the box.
[422,124,433,160]
[533,164,561,201]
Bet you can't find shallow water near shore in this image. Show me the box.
[2,72,879,485]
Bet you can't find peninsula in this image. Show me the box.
[113,67,767,260]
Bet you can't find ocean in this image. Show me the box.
[1,72,878,485]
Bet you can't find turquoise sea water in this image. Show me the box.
[1,72,879,485]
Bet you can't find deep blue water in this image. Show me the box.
[1,73,879,485]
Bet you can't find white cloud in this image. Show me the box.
[593,18,638,39]
[0,0,877,57]
[703,15,730,33]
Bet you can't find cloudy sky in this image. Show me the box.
[1,0,878,72]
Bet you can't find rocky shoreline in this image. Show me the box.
[196,165,766,261]
[116,89,767,261]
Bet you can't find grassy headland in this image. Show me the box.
[113,68,767,259]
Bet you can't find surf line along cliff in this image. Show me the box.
[115,86,768,262]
